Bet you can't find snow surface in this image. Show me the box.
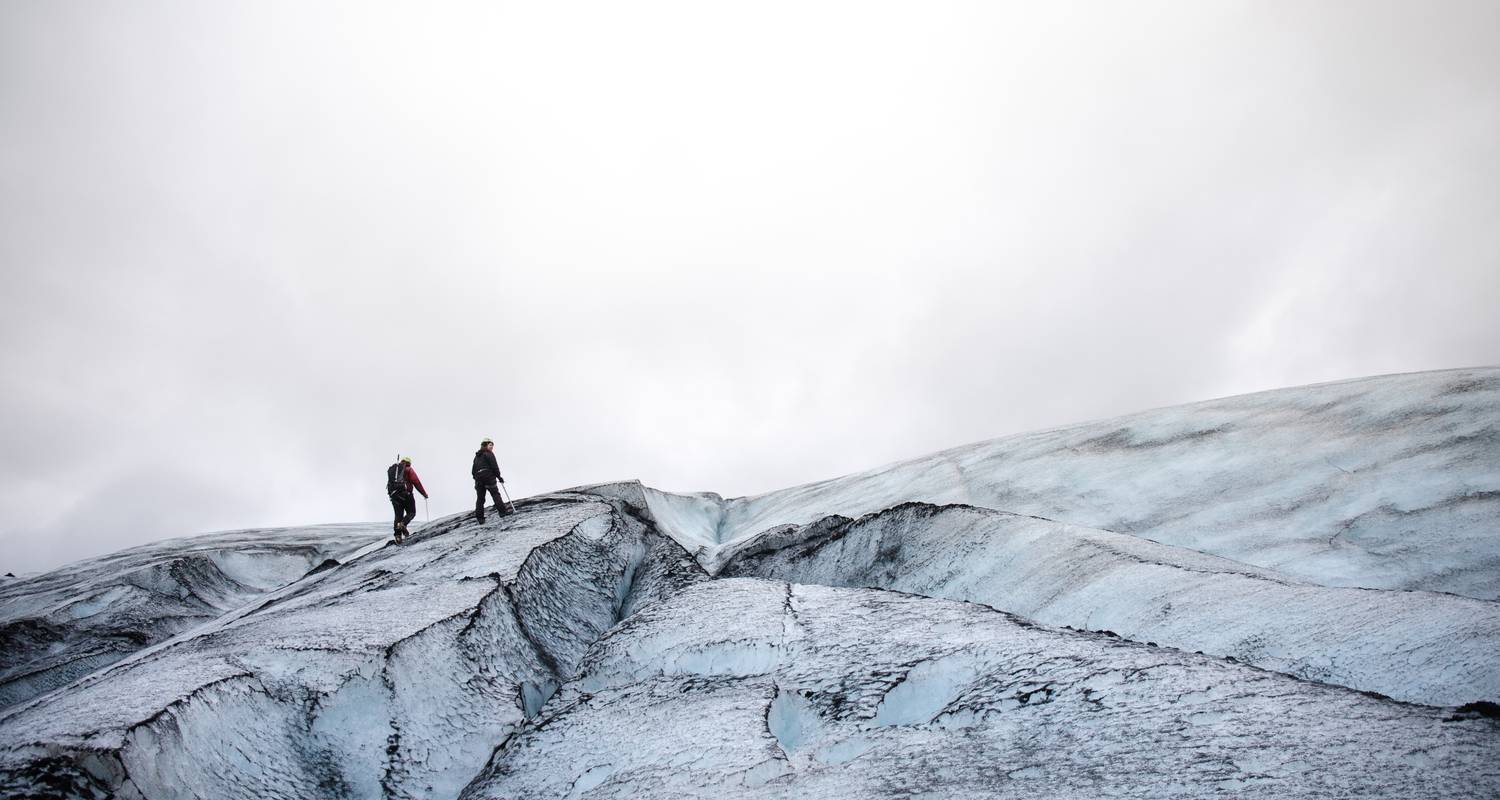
[0,368,1496,798]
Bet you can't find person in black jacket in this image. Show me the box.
[472,437,508,523]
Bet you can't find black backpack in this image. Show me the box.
[386,462,406,495]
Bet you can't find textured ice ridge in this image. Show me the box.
[0,525,379,712]
[0,493,703,799]
[1,368,1497,798]
[717,501,1500,707]
[630,367,1500,600]
[460,579,1500,799]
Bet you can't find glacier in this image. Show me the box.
[0,525,378,712]
[0,368,1497,798]
[650,368,1500,600]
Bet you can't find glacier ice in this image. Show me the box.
[0,525,377,712]
[0,495,701,798]
[461,579,1498,799]
[672,367,1500,599]
[718,502,1500,706]
[1,368,1497,798]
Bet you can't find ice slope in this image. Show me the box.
[460,578,1500,799]
[1,368,1497,799]
[651,368,1500,599]
[0,525,379,711]
[0,494,703,799]
[1,484,1495,799]
[718,503,1500,706]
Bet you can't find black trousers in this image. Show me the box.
[475,482,504,521]
[390,491,416,530]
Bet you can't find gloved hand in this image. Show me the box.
[499,477,505,483]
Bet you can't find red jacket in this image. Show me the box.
[399,465,428,498]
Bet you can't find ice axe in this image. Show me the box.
[500,483,517,514]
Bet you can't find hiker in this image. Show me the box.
[472,437,508,523]
[387,455,428,542]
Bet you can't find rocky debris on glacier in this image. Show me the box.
[0,494,703,799]
[0,525,380,712]
[718,502,1500,707]
[643,367,1500,599]
[460,578,1500,799]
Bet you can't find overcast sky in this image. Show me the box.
[2,1,1497,575]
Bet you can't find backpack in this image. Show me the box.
[387,462,406,495]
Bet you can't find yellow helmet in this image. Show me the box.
[400,455,412,464]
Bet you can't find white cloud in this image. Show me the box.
[2,0,1498,573]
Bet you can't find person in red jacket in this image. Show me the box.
[386,455,428,543]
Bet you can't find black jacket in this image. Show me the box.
[472,449,503,487]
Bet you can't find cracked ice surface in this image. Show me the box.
[1,369,1497,799]
[719,503,1500,706]
[460,579,1500,799]
[0,494,703,799]
[659,368,1500,598]
[0,524,381,711]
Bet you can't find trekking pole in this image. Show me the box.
[501,484,517,513]
[424,496,430,524]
